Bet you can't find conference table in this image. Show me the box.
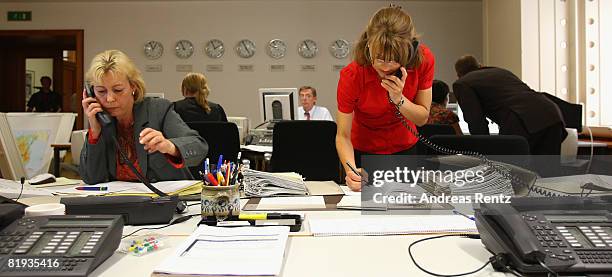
[20,196,509,277]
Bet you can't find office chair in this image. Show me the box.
[270,120,340,182]
[542,92,582,132]
[186,121,240,178]
[425,134,530,168]
[416,124,456,154]
[417,124,456,138]
[426,135,530,155]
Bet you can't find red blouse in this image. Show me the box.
[88,126,183,181]
[337,45,435,154]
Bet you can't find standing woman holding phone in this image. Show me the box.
[336,5,435,191]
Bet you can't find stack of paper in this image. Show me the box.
[153,225,289,276]
[309,215,477,236]
[242,169,307,197]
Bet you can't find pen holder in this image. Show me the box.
[201,184,241,219]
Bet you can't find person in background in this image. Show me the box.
[174,72,227,123]
[27,76,62,112]
[80,50,207,184]
[427,79,462,135]
[297,86,333,121]
[453,55,566,154]
[336,5,435,191]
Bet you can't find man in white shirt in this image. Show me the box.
[297,86,334,121]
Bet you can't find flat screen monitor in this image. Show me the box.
[447,103,499,135]
[258,88,299,124]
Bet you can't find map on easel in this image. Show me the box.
[0,113,75,179]
[13,129,51,177]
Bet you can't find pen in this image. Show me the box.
[206,173,219,186]
[217,155,223,175]
[75,186,108,191]
[345,162,361,177]
[204,158,209,175]
[453,210,475,221]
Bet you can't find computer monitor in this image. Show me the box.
[448,103,499,135]
[258,88,299,124]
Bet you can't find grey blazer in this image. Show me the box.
[80,97,208,184]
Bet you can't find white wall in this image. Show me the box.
[0,0,482,125]
[25,58,54,90]
[483,0,522,76]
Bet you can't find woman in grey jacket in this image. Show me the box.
[80,50,207,184]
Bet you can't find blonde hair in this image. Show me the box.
[86,50,146,102]
[181,72,211,113]
[353,5,422,68]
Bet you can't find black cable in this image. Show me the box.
[252,120,271,130]
[408,234,491,277]
[187,202,201,207]
[111,135,168,197]
[537,259,559,277]
[388,96,532,194]
[12,177,25,202]
[121,213,199,239]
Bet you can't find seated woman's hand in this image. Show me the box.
[139,128,179,157]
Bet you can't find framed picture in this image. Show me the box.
[25,70,35,103]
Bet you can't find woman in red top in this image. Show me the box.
[336,5,435,191]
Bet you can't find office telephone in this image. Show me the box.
[0,214,123,277]
[475,196,612,275]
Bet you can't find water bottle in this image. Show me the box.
[241,159,250,170]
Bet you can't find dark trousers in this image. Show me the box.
[500,112,567,155]
[354,147,418,168]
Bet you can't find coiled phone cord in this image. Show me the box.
[387,95,535,195]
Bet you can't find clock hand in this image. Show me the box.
[336,41,340,48]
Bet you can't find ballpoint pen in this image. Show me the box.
[346,162,361,177]
[453,210,475,221]
[75,186,108,191]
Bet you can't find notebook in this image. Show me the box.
[242,169,307,197]
[308,215,477,236]
[529,174,612,197]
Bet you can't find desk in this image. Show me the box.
[19,197,507,277]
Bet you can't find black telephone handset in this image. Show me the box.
[478,203,545,264]
[85,84,112,127]
[393,40,420,79]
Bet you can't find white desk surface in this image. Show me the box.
[19,197,510,277]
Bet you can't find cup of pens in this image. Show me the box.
[200,156,242,219]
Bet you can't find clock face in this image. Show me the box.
[144,40,163,60]
[298,39,318,58]
[235,39,256,58]
[267,39,287,59]
[175,40,194,59]
[205,39,225,59]
[330,39,350,59]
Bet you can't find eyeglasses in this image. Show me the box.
[373,59,400,67]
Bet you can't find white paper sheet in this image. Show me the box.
[0,178,53,198]
[50,180,199,196]
[257,196,326,210]
[154,225,289,276]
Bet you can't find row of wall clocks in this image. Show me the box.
[143,39,350,60]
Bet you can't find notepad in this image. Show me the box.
[308,215,477,236]
[153,225,289,276]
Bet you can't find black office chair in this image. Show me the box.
[417,124,456,138]
[542,92,582,132]
[416,124,456,154]
[426,135,530,155]
[186,121,240,178]
[270,120,340,182]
